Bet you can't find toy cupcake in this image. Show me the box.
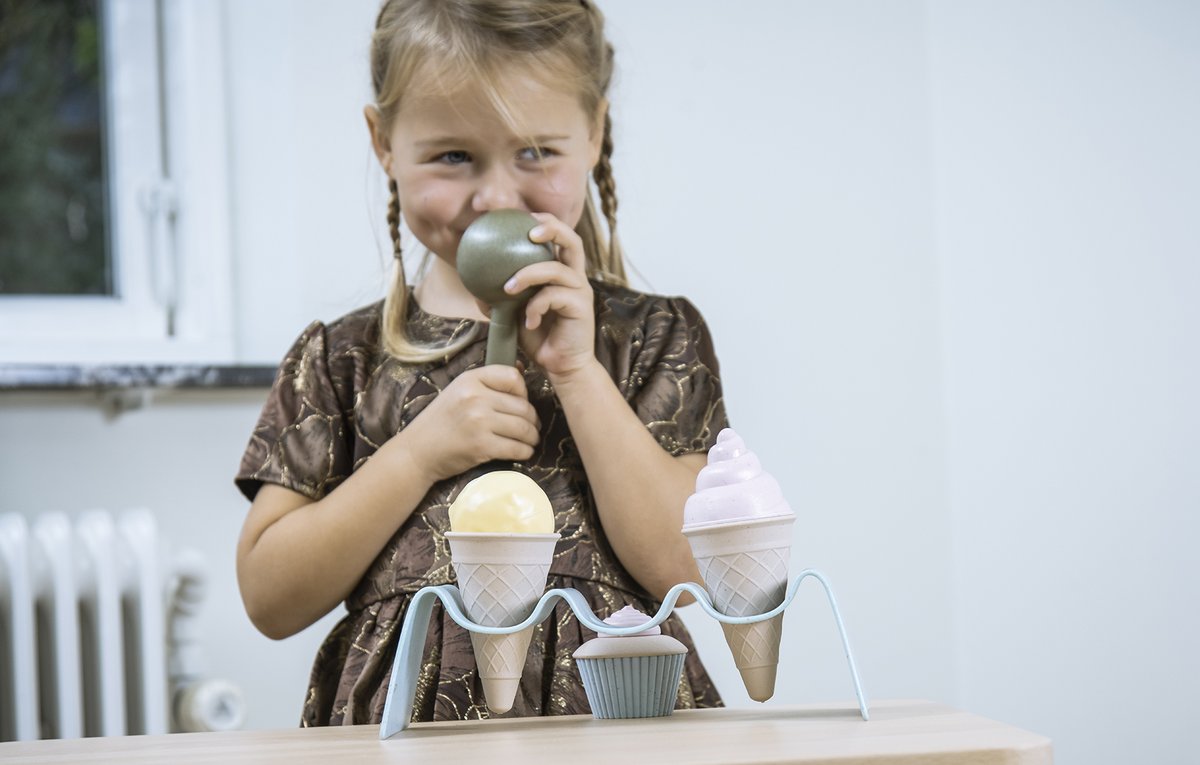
[573,605,687,719]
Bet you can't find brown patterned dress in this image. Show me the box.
[236,279,729,726]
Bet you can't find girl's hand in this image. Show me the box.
[505,212,595,382]
[399,365,540,483]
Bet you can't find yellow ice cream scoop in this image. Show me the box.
[448,471,554,534]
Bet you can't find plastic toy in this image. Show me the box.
[456,209,556,366]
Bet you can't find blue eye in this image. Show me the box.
[517,147,553,161]
[439,150,470,165]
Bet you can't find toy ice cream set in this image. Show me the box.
[379,431,868,738]
[378,212,868,738]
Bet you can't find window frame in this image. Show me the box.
[0,0,234,365]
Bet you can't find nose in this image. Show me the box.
[471,166,522,212]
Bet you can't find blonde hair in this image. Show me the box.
[370,0,627,363]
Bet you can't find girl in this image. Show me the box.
[235,0,729,725]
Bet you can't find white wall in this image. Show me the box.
[607,0,954,711]
[0,1,1194,761]
[927,2,1200,763]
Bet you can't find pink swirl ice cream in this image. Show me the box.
[602,605,661,636]
[683,429,794,530]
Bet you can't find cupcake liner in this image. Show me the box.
[576,653,686,719]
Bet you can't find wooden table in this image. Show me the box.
[0,700,1052,764]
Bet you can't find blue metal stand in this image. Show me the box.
[379,569,869,739]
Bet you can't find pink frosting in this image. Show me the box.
[603,605,661,636]
[683,429,794,528]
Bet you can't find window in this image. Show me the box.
[0,1,109,297]
[0,0,233,364]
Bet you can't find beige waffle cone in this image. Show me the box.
[683,515,793,702]
[446,532,559,714]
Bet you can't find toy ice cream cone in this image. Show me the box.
[682,429,795,702]
[684,516,792,701]
[447,532,559,713]
[446,471,559,714]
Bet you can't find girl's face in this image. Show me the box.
[369,70,603,265]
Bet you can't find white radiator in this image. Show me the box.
[0,509,244,741]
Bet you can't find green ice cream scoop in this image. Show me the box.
[456,209,556,366]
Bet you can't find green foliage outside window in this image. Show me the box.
[0,0,110,296]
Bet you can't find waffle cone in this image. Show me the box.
[683,515,793,702]
[446,532,559,713]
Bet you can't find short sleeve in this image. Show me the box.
[235,321,354,502]
[627,296,729,456]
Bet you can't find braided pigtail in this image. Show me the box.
[380,179,412,359]
[379,179,481,362]
[590,109,626,283]
[387,178,402,260]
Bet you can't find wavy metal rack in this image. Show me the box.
[380,570,869,739]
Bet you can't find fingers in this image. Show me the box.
[491,411,541,450]
[529,212,586,272]
[463,365,541,428]
[485,433,537,462]
[504,260,585,298]
[524,285,588,330]
[471,394,539,462]
[473,364,528,397]
[410,364,543,480]
[503,214,591,329]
